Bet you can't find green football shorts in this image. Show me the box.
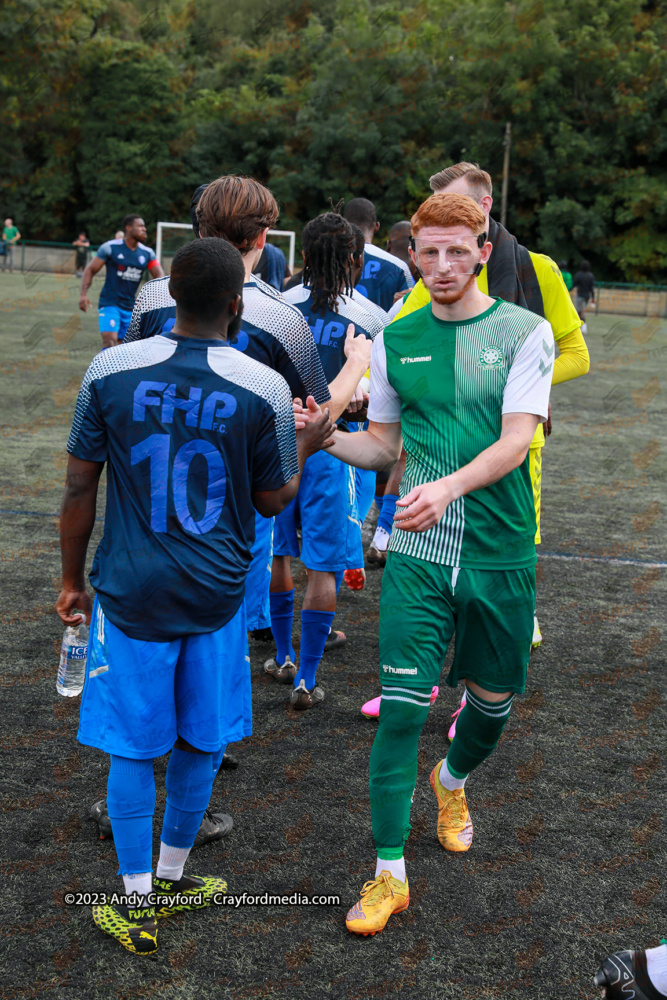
[378,551,535,695]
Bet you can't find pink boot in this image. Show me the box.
[448,690,467,740]
[361,686,439,719]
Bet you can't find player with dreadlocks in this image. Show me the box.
[269,210,385,709]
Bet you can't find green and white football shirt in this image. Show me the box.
[367,298,554,569]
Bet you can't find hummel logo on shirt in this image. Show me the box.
[400,355,431,365]
[539,337,554,377]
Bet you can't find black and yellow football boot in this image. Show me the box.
[152,874,227,918]
[92,901,158,955]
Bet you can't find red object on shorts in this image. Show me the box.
[344,568,366,591]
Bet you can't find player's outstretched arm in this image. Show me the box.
[325,325,373,422]
[394,412,539,534]
[56,456,104,625]
[79,256,105,312]
[325,420,402,471]
[252,397,335,517]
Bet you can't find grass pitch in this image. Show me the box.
[0,271,665,1000]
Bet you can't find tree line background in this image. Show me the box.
[1,0,666,281]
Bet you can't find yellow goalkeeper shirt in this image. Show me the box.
[392,252,589,447]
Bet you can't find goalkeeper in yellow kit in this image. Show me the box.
[391,162,589,651]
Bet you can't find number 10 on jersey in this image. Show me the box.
[131,434,226,536]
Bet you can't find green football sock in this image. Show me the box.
[369,688,431,858]
[446,686,514,778]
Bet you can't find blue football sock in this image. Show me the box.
[161,747,216,849]
[107,755,156,875]
[270,589,295,663]
[295,609,335,690]
[377,494,399,535]
[374,493,384,513]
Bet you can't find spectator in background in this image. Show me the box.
[73,232,90,277]
[253,241,291,291]
[2,218,21,273]
[572,259,596,333]
[559,259,573,292]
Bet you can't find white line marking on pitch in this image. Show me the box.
[540,551,667,569]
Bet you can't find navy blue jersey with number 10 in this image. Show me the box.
[67,334,298,642]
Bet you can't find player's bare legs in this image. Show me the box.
[101,329,119,349]
[302,569,336,613]
[270,555,293,593]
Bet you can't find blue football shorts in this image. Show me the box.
[354,466,376,526]
[78,597,251,759]
[274,448,354,573]
[98,305,133,339]
[244,512,273,631]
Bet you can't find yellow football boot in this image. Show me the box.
[430,760,473,852]
[345,871,409,936]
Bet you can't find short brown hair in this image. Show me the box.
[196,176,279,253]
[411,193,486,238]
[429,161,493,200]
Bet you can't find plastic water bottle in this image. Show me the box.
[56,619,88,697]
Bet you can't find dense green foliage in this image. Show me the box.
[1,0,666,279]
